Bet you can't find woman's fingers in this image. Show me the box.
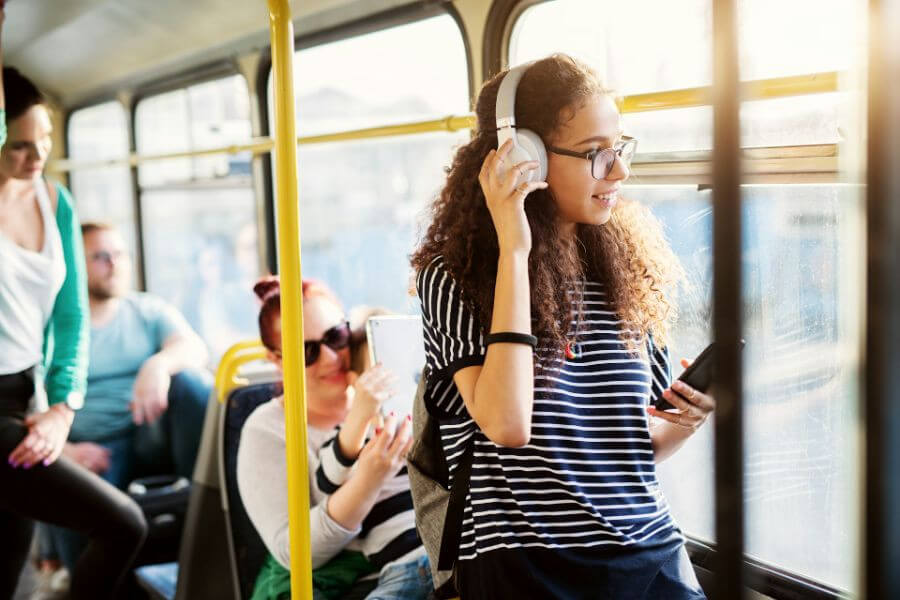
[499,160,539,186]
[659,388,704,418]
[44,443,65,466]
[513,179,549,200]
[492,139,515,176]
[671,381,715,413]
[388,415,412,456]
[647,406,697,427]
[374,413,398,449]
[8,432,51,468]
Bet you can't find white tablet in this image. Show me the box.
[365,315,426,417]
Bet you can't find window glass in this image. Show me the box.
[643,185,861,591]
[510,0,861,150]
[268,14,469,311]
[135,75,259,363]
[136,76,252,186]
[67,102,136,256]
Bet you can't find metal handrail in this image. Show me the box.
[214,339,264,396]
[214,345,269,404]
[268,2,314,598]
[47,72,841,174]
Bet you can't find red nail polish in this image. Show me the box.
[375,428,383,435]
[406,414,412,421]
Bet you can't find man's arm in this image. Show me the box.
[152,329,209,374]
[132,308,209,425]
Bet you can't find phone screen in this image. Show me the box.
[365,315,426,417]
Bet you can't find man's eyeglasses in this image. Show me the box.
[546,136,638,181]
[303,321,351,365]
[88,250,128,265]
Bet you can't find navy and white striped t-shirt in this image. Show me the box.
[416,257,681,587]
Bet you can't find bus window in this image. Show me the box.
[67,101,137,260]
[135,75,260,364]
[510,0,864,592]
[267,13,469,313]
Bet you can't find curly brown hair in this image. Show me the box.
[411,54,684,363]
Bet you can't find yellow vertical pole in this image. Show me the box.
[267,1,313,599]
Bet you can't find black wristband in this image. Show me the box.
[484,332,538,347]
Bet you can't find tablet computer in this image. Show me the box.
[365,315,426,417]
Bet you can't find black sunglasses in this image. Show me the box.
[546,136,638,180]
[303,321,351,365]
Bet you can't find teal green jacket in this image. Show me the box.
[1,108,89,406]
[42,182,90,407]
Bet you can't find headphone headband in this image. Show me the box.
[493,60,547,182]
[495,61,535,131]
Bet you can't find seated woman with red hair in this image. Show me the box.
[237,277,432,600]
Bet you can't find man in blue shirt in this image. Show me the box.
[43,222,212,571]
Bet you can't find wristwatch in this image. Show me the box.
[62,391,84,411]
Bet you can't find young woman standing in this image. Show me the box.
[412,54,713,599]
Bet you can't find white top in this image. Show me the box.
[237,398,360,570]
[0,179,66,376]
[237,397,425,572]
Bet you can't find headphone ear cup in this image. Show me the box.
[515,129,548,182]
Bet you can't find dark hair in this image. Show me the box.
[253,276,342,354]
[411,54,684,363]
[3,67,46,122]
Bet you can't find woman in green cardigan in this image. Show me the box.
[0,24,148,598]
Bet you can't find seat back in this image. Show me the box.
[220,381,281,600]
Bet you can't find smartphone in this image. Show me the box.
[654,339,746,411]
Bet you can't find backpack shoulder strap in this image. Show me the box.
[436,435,475,571]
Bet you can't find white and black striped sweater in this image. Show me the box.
[315,433,424,569]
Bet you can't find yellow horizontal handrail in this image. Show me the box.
[214,339,266,403]
[215,339,264,391]
[622,71,839,112]
[47,71,841,174]
[217,348,269,403]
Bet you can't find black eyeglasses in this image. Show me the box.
[546,136,637,180]
[303,321,351,365]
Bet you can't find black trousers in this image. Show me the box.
[0,368,148,600]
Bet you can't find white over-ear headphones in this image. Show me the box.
[495,61,548,182]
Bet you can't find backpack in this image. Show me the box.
[406,372,475,599]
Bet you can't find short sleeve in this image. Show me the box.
[416,258,486,382]
[647,334,672,406]
[137,294,194,348]
[415,258,486,418]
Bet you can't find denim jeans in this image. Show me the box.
[364,555,433,600]
[38,369,212,570]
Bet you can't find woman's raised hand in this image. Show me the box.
[357,413,413,485]
[478,139,548,256]
[347,363,396,422]
[338,364,398,460]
